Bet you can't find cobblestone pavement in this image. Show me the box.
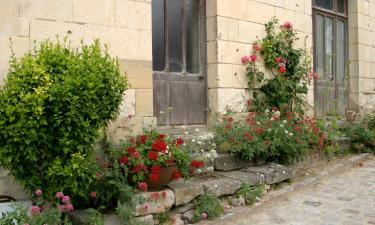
[236,156,375,225]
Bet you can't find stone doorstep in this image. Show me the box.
[214,154,253,172]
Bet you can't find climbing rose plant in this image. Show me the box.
[243,17,317,114]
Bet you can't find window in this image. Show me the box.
[313,0,348,116]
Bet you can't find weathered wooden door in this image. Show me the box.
[313,0,348,117]
[152,0,207,126]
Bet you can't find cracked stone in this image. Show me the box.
[241,163,295,184]
[167,179,203,206]
[202,177,241,196]
[214,154,253,171]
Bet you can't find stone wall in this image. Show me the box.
[206,0,314,121]
[348,0,375,114]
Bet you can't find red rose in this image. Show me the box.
[151,139,168,152]
[138,182,148,191]
[249,54,257,62]
[278,66,286,73]
[118,156,129,164]
[90,191,97,199]
[275,56,282,62]
[137,135,147,144]
[147,151,159,160]
[172,170,182,180]
[190,160,204,168]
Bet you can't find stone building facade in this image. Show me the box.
[0,0,374,198]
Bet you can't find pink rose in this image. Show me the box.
[313,72,319,80]
[282,21,293,29]
[90,191,97,199]
[241,55,250,64]
[35,189,42,196]
[62,195,70,204]
[58,204,66,212]
[56,192,64,199]
[249,54,257,62]
[275,56,282,63]
[255,45,262,51]
[201,212,208,219]
[66,204,74,211]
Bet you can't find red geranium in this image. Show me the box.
[174,137,184,146]
[132,163,146,173]
[152,139,168,152]
[127,147,137,154]
[138,182,148,191]
[137,135,147,144]
[190,160,204,168]
[150,173,159,182]
[147,151,159,160]
[131,151,141,159]
[172,170,182,180]
[275,56,282,62]
[255,127,264,134]
[159,134,167,139]
[244,132,254,141]
[118,156,129,164]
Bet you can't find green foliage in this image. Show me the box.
[236,183,264,206]
[154,212,172,225]
[192,193,224,223]
[87,208,104,225]
[245,17,313,113]
[346,122,375,153]
[0,203,28,225]
[363,112,375,130]
[0,38,128,201]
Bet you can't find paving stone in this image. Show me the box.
[216,170,264,185]
[241,163,295,184]
[167,179,203,206]
[202,177,241,196]
[214,154,253,171]
[135,189,175,216]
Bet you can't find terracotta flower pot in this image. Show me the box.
[144,164,178,191]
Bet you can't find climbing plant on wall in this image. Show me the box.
[242,17,317,114]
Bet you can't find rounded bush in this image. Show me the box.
[0,39,128,199]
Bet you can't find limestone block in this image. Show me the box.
[206,0,217,17]
[209,88,249,113]
[217,0,247,20]
[167,179,204,206]
[143,117,157,128]
[20,0,73,21]
[136,89,153,116]
[202,177,241,196]
[206,16,217,41]
[265,0,284,7]
[304,0,312,15]
[348,13,366,29]
[73,0,115,26]
[238,20,265,43]
[0,37,30,72]
[227,19,239,41]
[246,1,275,24]
[241,164,295,184]
[118,59,152,89]
[214,154,253,171]
[207,41,218,64]
[275,7,296,26]
[135,189,175,216]
[284,0,305,13]
[115,0,151,30]
[106,116,144,144]
[30,19,85,47]
[216,170,264,185]
[119,89,136,118]
[348,0,369,14]
[207,63,233,88]
[216,16,228,40]
[139,30,153,60]
[294,12,312,34]
[217,40,251,64]
[232,64,248,89]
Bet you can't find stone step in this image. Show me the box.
[241,163,295,184]
[167,179,204,206]
[214,154,253,171]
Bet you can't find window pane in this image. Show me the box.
[152,0,165,71]
[337,0,345,13]
[316,0,333,10]
[167,0,183,72]
[186,0,200,74]
[315,15,324,80]
[337,20,346,82]
[324,17,333,80]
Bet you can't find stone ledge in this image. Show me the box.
[202,177,241,196]
[216,170,264,185]
[241,164,295,184]
[167,179,204,206]
[214,154,253,171]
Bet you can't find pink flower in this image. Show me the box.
[58,204,66,212]
[29,206,40,215]
[282,21,293,29]
[249,54,257,62]
[56,192,64,199]
[35,189,42,196]
[241,55,250,64]
[138,182,148,192]
[66,204,74,211]
[24,224,30,225]
[313,72,319,80]
[201,212,208,219]
[90,191,97,199]
[62,195,70,204]
[255,45,262,51]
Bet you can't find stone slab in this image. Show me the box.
[214,154,253,171]
[202,177,241,196]
[167,179,204,206]
[135,188,174,216]
[216,171,264,185]
[241,163,295,184]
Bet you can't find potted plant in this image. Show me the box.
[112,128,204,191]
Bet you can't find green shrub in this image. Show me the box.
[364,112,375,130]
[235,183,264,206]
[192,193,224,223]
[347,122,375,153]
[0,39,128,200]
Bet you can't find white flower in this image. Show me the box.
[197,141,202,145]
[280,124,284,128]
[212,143,216,147]
[200,149,204,153]
[267,128,272,132]
[160,111,164,114]
[265,110,270,114]
[184,131,189,135]
[195,128,200,133]
[210,149,218,158]
[285,130,288,134]
[192,139,196,142]
[206,167,214,172]
[274,111,281,117]
[283,120,287,124]
[206,153,211,159]
[256,121,260,125]
[196,169,202,173]
[270,117,275,121]
[181,125,187,130]
[182,143,186,146]
[166,146,169,149]
[288,133,293,137]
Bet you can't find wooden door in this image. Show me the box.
[152,0,207,126]
[313,0,348,117]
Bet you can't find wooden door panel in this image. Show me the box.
[153,79,169,125]
[170,81,188,125]
[188,79,206,124]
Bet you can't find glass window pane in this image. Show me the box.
[167,0,183,72]
[337,20,346,82]
[316,0,333,10]
[186,0,200,74]
[337,0,345,13]
[315,15,324,80]
[152,0,165,71]
[324,17,333,80]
